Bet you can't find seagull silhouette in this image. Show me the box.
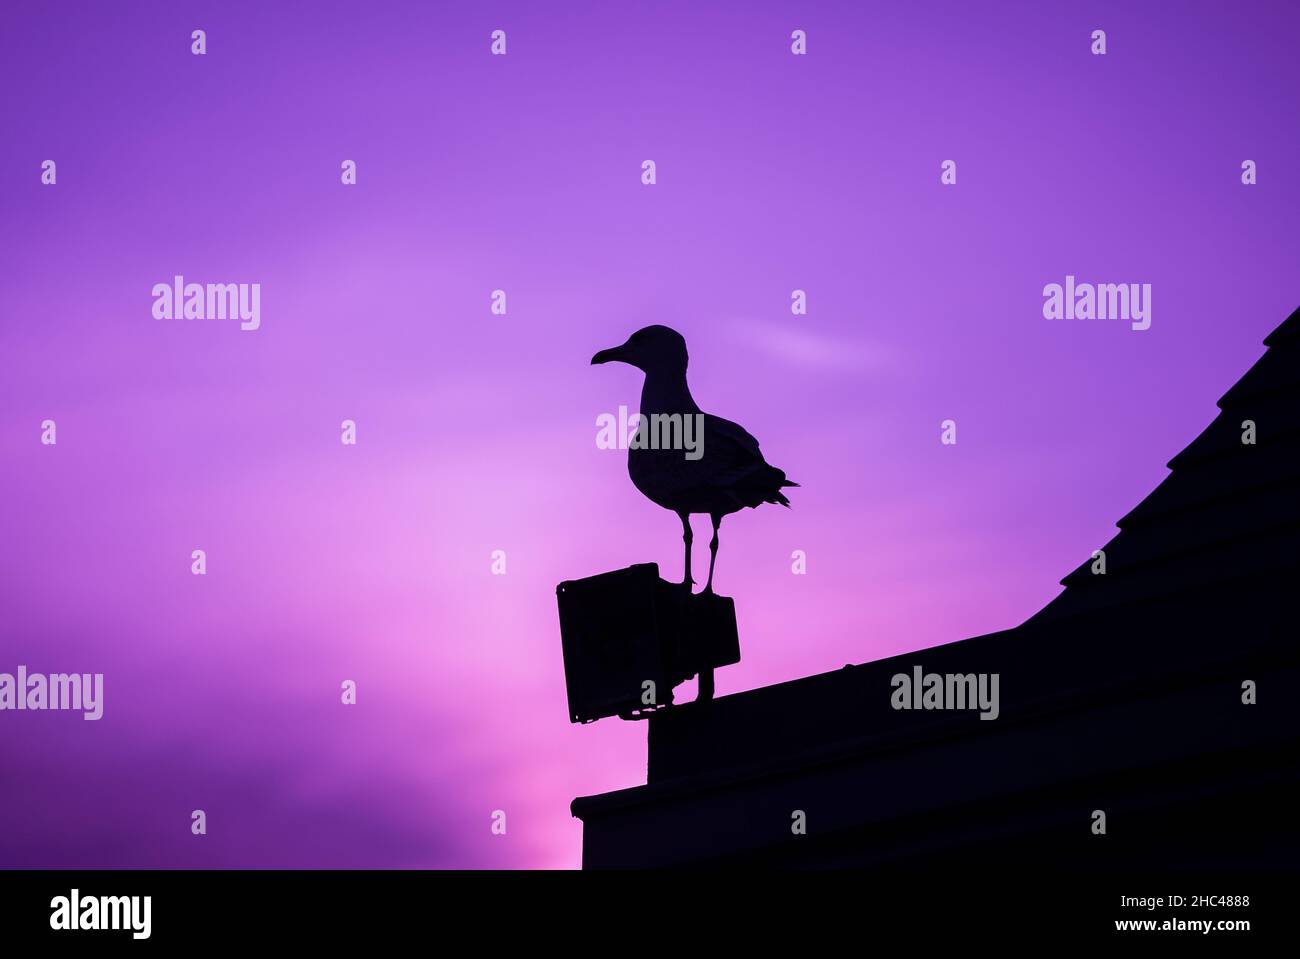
[592,325,798,594]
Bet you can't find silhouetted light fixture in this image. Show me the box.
[557,564,739,723]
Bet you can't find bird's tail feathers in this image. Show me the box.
[770,475,798,507]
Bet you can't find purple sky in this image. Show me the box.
[2,1,1297,868]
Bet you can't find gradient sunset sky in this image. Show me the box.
[2,0,1298,868]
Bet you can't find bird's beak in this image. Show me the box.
[591,345,627,365]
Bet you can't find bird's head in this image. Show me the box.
[591,325,688,375]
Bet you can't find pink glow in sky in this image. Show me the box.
[2,1,1298,867]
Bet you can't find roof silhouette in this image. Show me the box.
[1035,303,1300,623]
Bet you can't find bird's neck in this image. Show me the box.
[640,369,699,416]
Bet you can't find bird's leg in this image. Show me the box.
[703,513,723,594]
[678,511,695,590]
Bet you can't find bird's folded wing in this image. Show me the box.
[706,415,761,455]
[702,415,771,486]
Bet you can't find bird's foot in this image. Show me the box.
[678,577,695,593]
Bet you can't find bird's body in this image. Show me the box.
[627,408,793,517]
[592,325,797,598]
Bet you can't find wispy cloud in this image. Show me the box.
[726,319,899,373]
